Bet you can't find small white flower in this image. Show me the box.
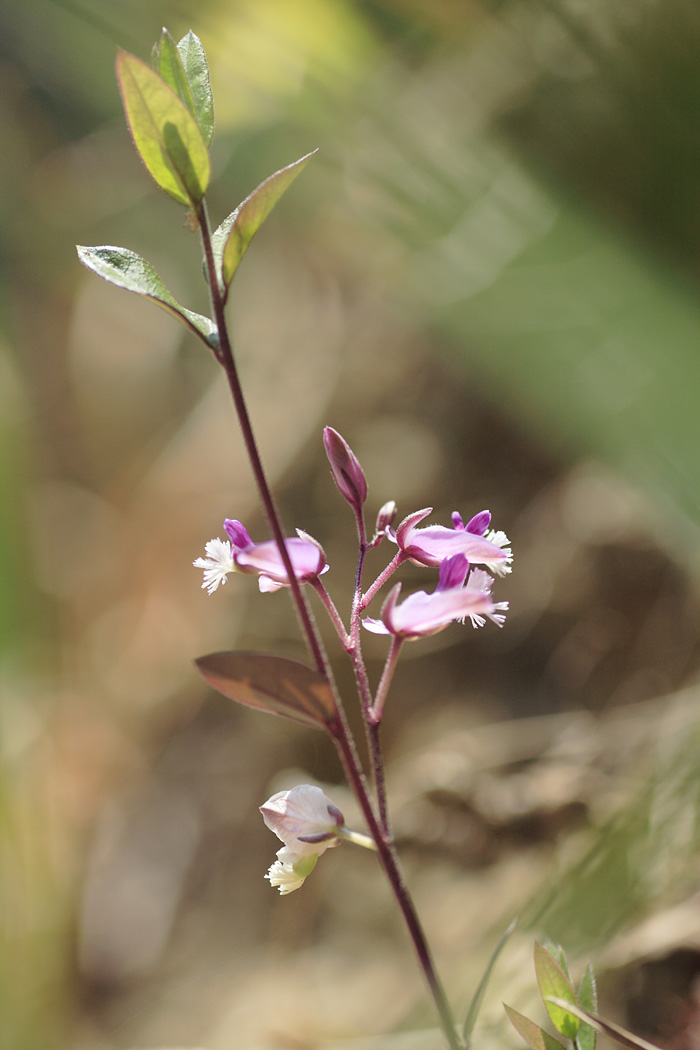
[265,847,318,895]
[193,537,235,594]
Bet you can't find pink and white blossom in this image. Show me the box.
[194,519,328,594]
[391,507,512,575]
[362,554,508,639]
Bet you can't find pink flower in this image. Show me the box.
[194,519,328,594]
[392,507,512,575]
[260,784,344,858]
[362,554,508,639]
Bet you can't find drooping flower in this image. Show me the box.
[323,427,367,511]
[193,519,328,594]
[362,554,508,639]
[391,507,512,575]
[260,784,344,857]
[261,784,377,894]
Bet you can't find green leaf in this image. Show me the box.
[76,245,218,347]
[504,1005,567,1050]
[153,29,197,117]
[576,965,598,1050]
[116,49,210,206]
[542,941,571,978]
[534,943,580,1040]
[463,918,517,1045]
[194,651,338,733]
[213,150,317,293]
[177,31,214,146]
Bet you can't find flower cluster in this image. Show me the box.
[193,428,512,893]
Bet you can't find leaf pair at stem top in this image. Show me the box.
[78,28,316,347]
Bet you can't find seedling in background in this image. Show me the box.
[506,943,662,1050]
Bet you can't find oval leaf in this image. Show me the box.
[535,943,580,1040]
[213,150,318,293]
[195,651,337,732]
[177,31,214,146]
[76,245,218,347]
[505,1005,566,1050]
[117,49,210,205]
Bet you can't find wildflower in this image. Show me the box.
[392,507,512,575]
[323,427,367,511]
[260,784,344,857]
[194,519,328,594]
[362,554,508,639]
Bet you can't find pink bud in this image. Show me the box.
[375,500,397,534]
[323,427,367,510]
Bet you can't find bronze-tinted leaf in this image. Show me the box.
[504,1005,566,1050]
[195,651,337,732]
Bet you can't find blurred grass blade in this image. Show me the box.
[576,965,598,1050]
[177,31,214,145]
[116,49,210,205]
[546,1000,662,1050]
[505,1005,567,1050]
[213,150,317,293]
[195,651,338,732]
[76,245,218,347]
[535,943,580,1039]
[463,918,517,1045]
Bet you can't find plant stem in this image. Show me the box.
[362,550,405,610]
[197,198,460,1050]
[371,635,404,724]
[197,200,328,679]
[333,725,462,1050]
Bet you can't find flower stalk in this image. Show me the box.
[82,40,513,1048]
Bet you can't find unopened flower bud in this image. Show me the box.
[375,500,397,534]
[323,427,367,510]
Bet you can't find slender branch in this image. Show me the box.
[362,550,405,610]
[346,516,392,833]
[310,578,350,646]
[371,635,404,724]
[332,727,461,1050]
[197,200,328,678]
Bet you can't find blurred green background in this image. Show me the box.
[5,1,700,1048]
